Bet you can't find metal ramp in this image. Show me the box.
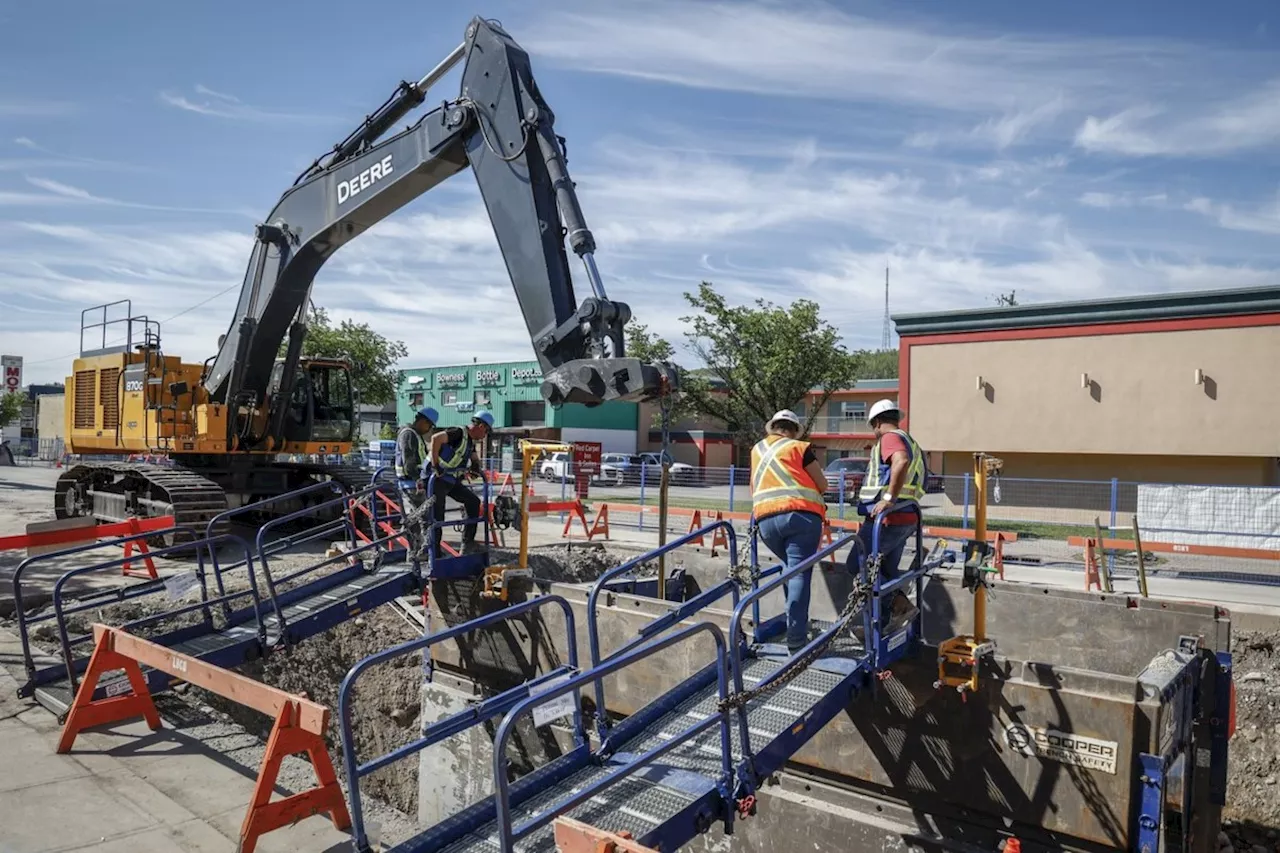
[340,513,948,853]
[11,479,438,717]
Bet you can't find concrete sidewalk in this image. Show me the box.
[0,630,354,853]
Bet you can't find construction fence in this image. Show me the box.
[477,459,1280,585]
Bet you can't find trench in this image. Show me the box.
[14,538,647,838]
[12,531,1277,851]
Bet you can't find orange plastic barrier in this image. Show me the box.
[1070,533,1280,592]
[0,515,176,579]
[591,503,1015,554]
[58,625,350,853]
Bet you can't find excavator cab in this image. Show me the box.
[270,358,355,445]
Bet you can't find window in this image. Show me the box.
[441,391,457,406]
[474,390,491,408]
[409,392,424,408]
[841,401,866,420]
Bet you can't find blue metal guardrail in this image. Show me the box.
[11,529,262,697]
[491,621,733,852]
[337,594,581,852]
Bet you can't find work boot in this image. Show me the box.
[460,540,484,556]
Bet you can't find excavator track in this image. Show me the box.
[271,460,391,539]
[54,461,230,547]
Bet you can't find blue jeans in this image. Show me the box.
[757,510,825,650]
[849,520,915,629]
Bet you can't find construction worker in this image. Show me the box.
[750,409,828,654]
[395,406,439,490]
[394,407,439,556]
[853,398,925,634]
[427,409,495,557]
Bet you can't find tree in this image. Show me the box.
[0,391,23,429]
[676,282,861,449]
[994,290,1019,306]
[624,322,675,364]
[858,348,899,379]
[280,305,409,406]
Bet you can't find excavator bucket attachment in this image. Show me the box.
[542,358,679,407]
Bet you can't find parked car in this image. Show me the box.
[823,457,869,501]
[637,451,698,485]
[540,451,625,485]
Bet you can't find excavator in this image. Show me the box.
[56,16,678,537]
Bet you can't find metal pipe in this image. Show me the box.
[416,42,466,92]
[973,453,987,644]
[580,253,608,300]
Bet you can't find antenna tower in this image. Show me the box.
[880,267,891,350]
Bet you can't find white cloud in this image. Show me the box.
[193,84,239,103]
[159,88,332,123]
[520,1,1277,158]
[1074,81,1280,156]
[1182,194,1280,236]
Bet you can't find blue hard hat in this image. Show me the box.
[472,409,494,429]
[416,406,439,424]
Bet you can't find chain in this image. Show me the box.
[400,488,437,561]
[717,563,876,714]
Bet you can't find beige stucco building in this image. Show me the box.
[894,285,1280,488]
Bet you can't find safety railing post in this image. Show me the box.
[638,463,647,530]
[838,475,845,520]
[727,465,735,512]
[1109,477,1119,579]
[962,473,971,530]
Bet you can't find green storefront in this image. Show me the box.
[397,359,639,457]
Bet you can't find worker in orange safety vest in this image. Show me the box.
[750,409,829,653]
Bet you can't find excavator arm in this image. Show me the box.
[203,17,678,449]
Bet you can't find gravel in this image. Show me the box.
[1223,628,1280,849]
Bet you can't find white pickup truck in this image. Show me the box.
[538,452,624,485]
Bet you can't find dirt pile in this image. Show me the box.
[201,607,424,816]
[8,556,427,827]
[1223,628,1280,848]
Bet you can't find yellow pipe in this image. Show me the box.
[973,452,987,645]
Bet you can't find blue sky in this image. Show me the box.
[3,0,1279,384]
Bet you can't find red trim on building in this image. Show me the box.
[897,311,1280,431]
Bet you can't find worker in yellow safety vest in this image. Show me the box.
[750,409,829,653]
[851,398,925,635]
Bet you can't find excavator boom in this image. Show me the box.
[205,17,677,452]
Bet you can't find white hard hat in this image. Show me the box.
[867,399,901,424]
[767,409,802,430]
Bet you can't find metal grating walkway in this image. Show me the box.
[427,652,867,853]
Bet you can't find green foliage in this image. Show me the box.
[281,305,409,406]
[0,391,23,429]
[624,322,675,363]
[857,348,899,379]
[675,282,861,445]
[378,422,398,441]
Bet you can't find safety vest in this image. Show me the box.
[858,429,926,505]
[750,435,826,521]
[436,431,471,480]
[394,426,427,481]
